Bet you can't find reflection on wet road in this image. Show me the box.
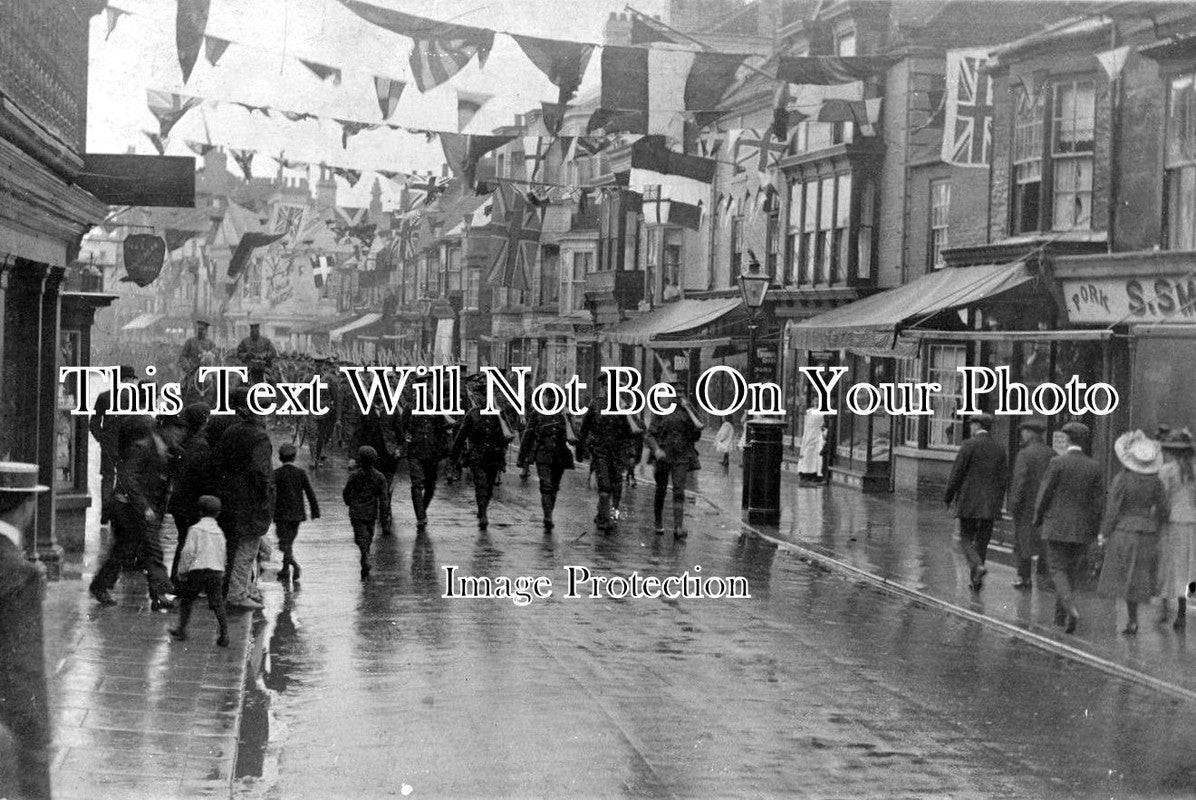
[237,461,1196,799]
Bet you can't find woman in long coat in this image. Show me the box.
[1157,429,1196,627]
[1097,430,1169,635]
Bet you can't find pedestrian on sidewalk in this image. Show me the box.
[274,443,320,583]
[1098,430,1169,636]
[344,446,389,580]
[169,495,229,647]
[517,407,575,532]
[1034,422,1104,634]
[943,412,1007,591]
[646,380,704,539]
[797,409,827,485]
[1157,429,1196,628]
[168,402,214,584]
[0,462,51,800]
[88,364,137,526]
[1008,418,1055,590]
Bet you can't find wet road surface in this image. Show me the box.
[237,458,1196,799]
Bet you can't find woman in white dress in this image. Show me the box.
[1158,429,1196,628]
[797,409,826,485]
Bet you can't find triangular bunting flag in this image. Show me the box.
[541,102,567,137]
[175,0,211,83]
[234,102,271,117]
[143,131,168,156]
[229,148,255,180]
[373,77,406,120]
[146,90,202,138]
[511,34,594,107]
[338,0,495,93]
[457,90,493,131]
[274,154,309,171]
[336,119,378,149]
[330,166,363,187]
[105,5,128,40]
[440,133,514,190]
[185,140,215,157]
[300,59,342,85]
[281,110,318,123]
[228,232,285,279]
[204,35,230,67]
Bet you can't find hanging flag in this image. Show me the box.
[185,140,215,156]
[175,0,211,84]
[376,169,408,185]
[641,195,702,231]
[511,34,594,107]
[522,136,550,180]
[941,48,992,167]
[731,129,788,180]
[337,0,495,93]
[281,110,318,123]
[336,119,379,149]
[629,12,679,45]
[227,231,285,279]
[229,148,255,180]
[630,136,716,183]
[204,35,230,66]
[817,98,867,123]
[407,173,447,205]
[311,255,335,288]
[772,82,792,141]
[586,108,644,135]
[457,90,493,131]
[562,135,611,162]
[330,166,363,187]
[1096,45,1132,81]
[537,102,566,137]
[440,133,515,190]
[105,5,128,39]
[600,47,704,140]
[300,59,343,85]
[274,154,309,171]
[146,90,202,138]
[684,52,748,112]
[775,55,895,85]
[600,46,649,134]
[143,131,168,156]
[483,184,541,291]
[373,77,406,120]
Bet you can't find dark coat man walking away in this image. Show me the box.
[87,364,137,525]
[89,415,174,609]
[578,389,635,533]
[394,379,450,530]
[1008,418,1055,589]
[274,442,319,582]
[646,381,704,539]
[344,446,389,580]
[0,462,51,800]
[1034,421,1104,633]
[214,389,275,610]
[451,395,512,531]
[943,412,1008,591]
[168,402,214,584]
[517,409,575,531]
[356,402,397,535]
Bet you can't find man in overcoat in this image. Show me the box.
[451,385,512,530]
[88,364,137,524]
[944,412,1008,591]
[517,407,575,531]
[1034,421,1104,633]
[1007,418,1055,589]
[394,376,450,530]
[0,462,51,800]
[578,388,635,533]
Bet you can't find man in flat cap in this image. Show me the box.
[944,412,1008,591]
[0,463,51,799]
[178,320,216,378]
[1008,418,1055,590]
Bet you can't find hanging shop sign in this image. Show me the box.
[1062,276,1196,325]
[120,234,166,287]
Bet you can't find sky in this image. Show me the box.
[88,0,669,207]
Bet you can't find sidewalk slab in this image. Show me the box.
[42,522,253,800]
[693,441,1196,701]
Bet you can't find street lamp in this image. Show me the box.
[737,252,784,523]
[738,251,769,384]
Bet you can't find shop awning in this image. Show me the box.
[789,263,1033,352]
[330,312,382,342]
[602,297,742,347]
[301,314,357,335]
[121,312,163,331]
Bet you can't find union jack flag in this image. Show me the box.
[483,185,541,292]
[942,49,993,166]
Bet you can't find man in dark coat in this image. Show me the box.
[88,364,137,524]
[1007,418,1055,590]
[944,412,1008,591]
[168,403,215,583]
[236,322,277,385]
[517,408,575,531]
[578,389,635,533]
[273,442,319,581]
[451,390,512,530]
[213,390,275,609]
[646,381,704,539]
[0,463,51,800]
[1034,421,1104,633]
[394,379,450,530]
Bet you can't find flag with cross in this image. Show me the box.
[942,48,993,166]
[483,184,542,292]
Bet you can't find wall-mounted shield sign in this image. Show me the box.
[121,234,166,287]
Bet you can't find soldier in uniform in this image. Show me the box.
[517,406,575,531]
[646,380,704,539]
[177,319,216,377]
[578,388,634,532]
[311,358,340,469]
[394,376,450,530]
[451,380,514,530]
[236,322,278,385]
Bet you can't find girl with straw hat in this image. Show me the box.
[1157,429,1196,628]
[1097,430,1170,635]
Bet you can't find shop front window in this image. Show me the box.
[928,343,967,448]
[896,355,923,446]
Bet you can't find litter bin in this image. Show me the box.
[742,417,785,525]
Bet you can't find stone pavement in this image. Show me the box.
[702,439,1196,701]
[43,515,254,800]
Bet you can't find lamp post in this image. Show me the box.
[738,255,783,523]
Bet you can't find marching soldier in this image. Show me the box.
[517,406,575,532]
[394,376,450,530]
[310,358,340,469]
[578,388,634,533]
[451,381,514,530]
[646,380,704,539]
[177,319,215,377]
[236,322,278,385]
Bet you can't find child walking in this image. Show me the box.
[343,446,389,580]
[169,495,229,647]
[273,442,320,583]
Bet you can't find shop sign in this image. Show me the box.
[1062,276,1196,324]
[120,234,166,287]
[751,341,779,384]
